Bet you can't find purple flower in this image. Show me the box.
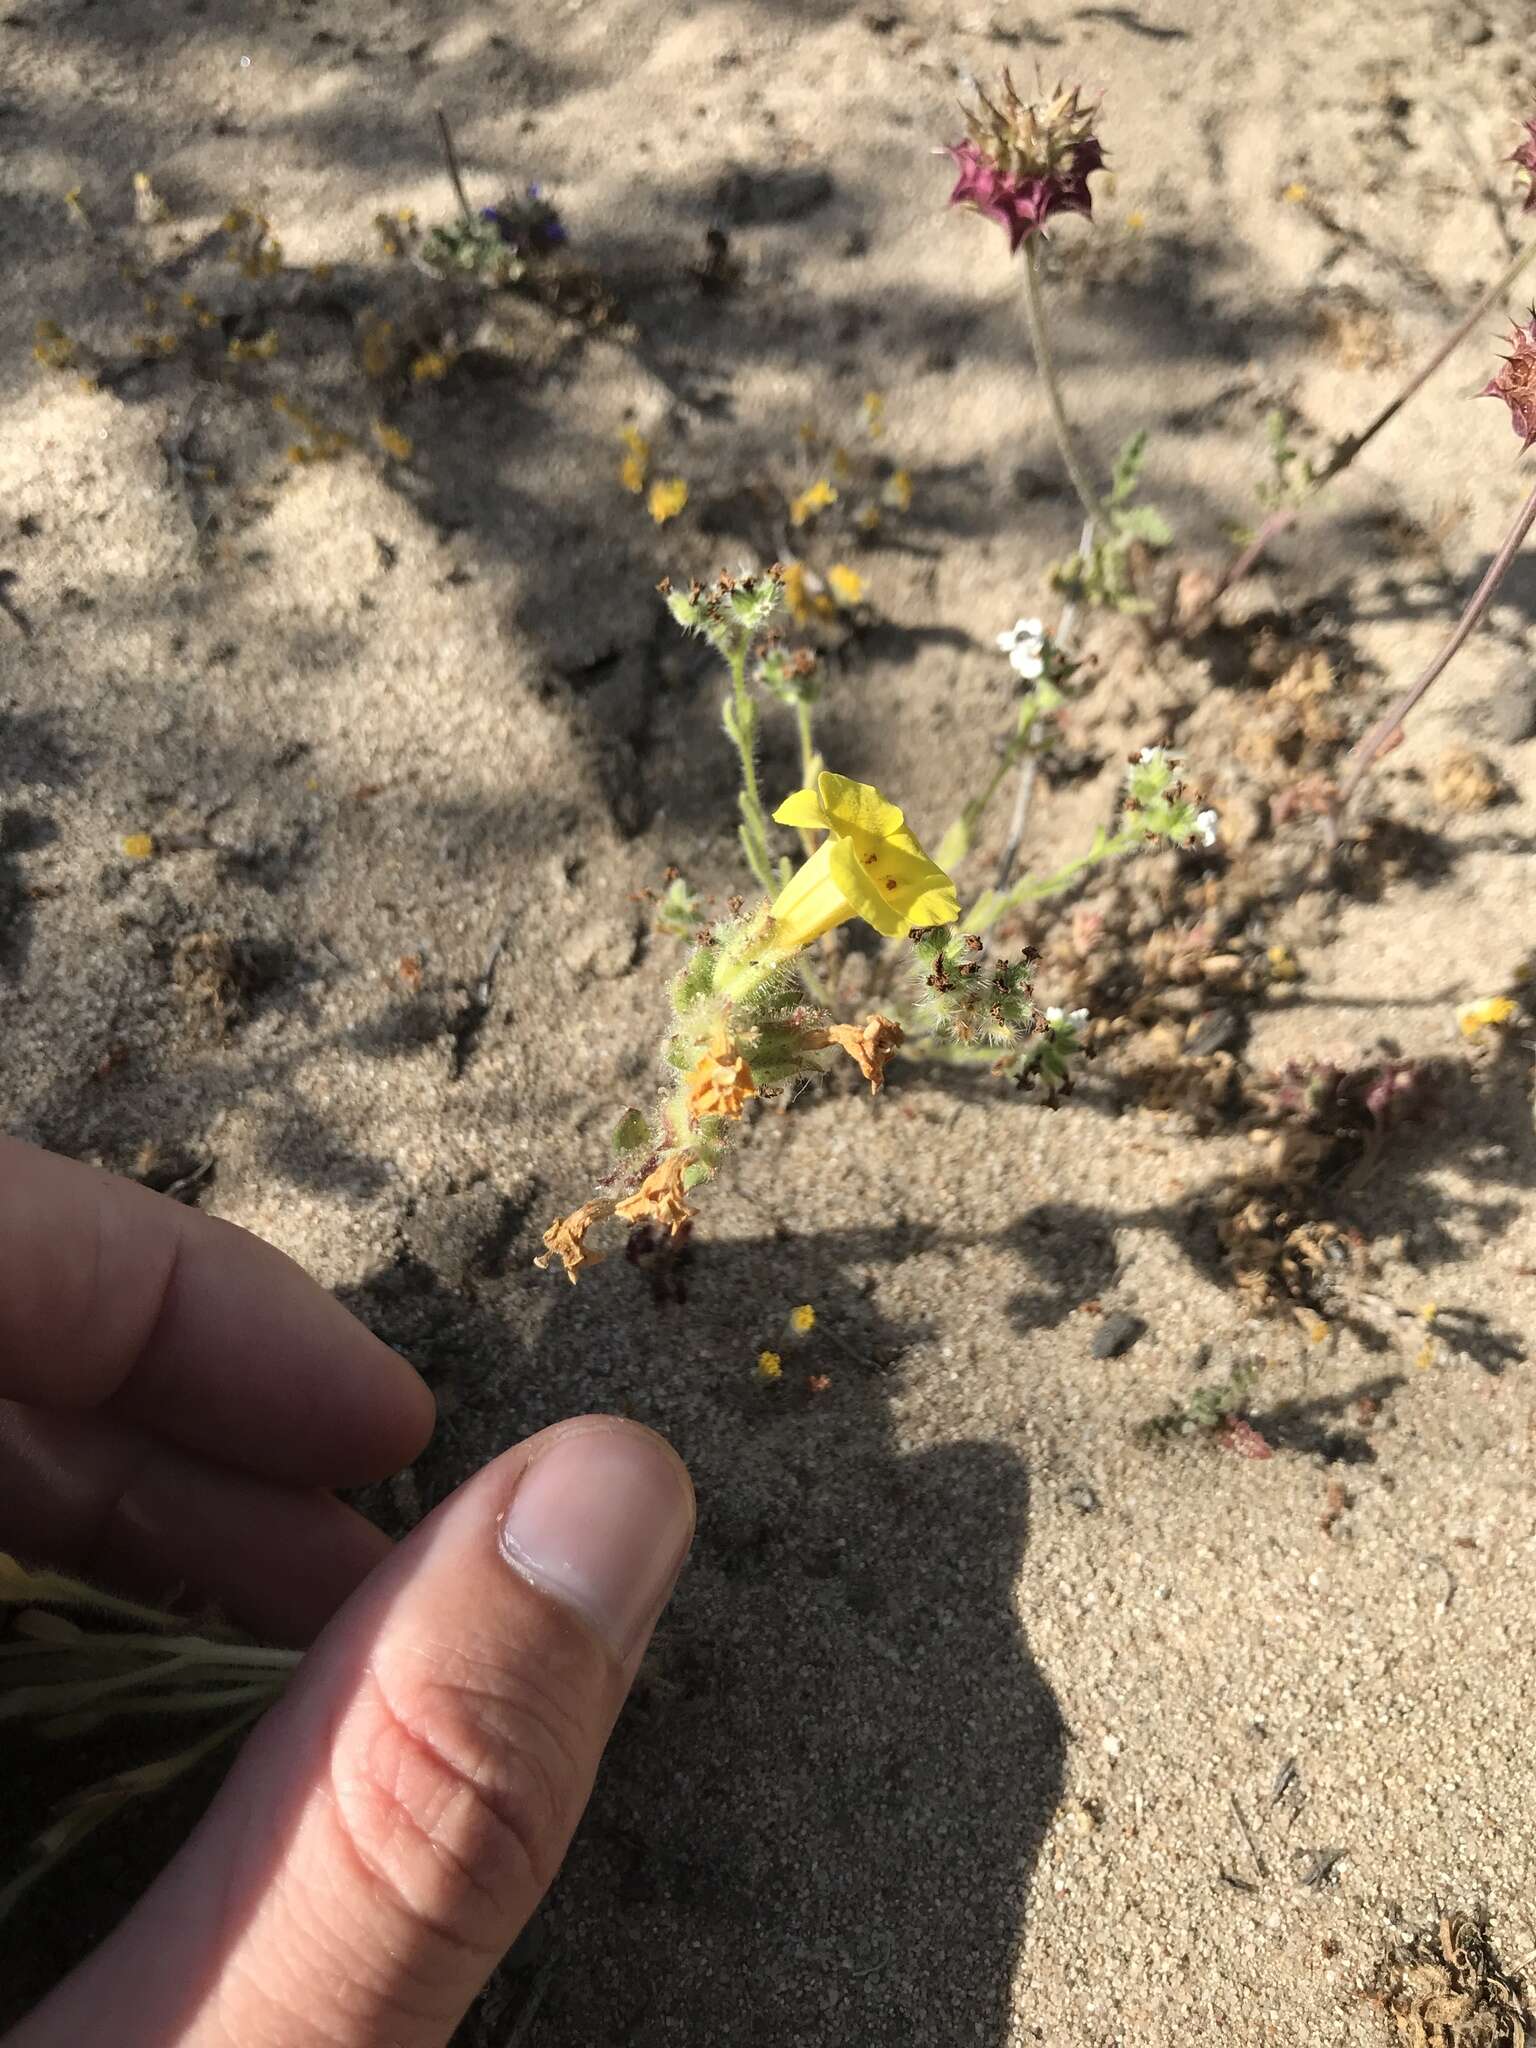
[1510,117,1536,211]
[942,74,1105,253]
[945,136,1104,251]
[1481,312,1536,449]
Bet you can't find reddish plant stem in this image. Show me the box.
[1198,236,1536,624]
[1333,472,1536,818]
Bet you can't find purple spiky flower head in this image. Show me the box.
[1481,311,1536,449]
[943,73,1105,253]
[1509,116,1536,211]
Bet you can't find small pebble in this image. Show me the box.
[1092,1311,1147,1359]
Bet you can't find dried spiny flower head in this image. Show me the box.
[1510,116,1536,210]
[658,566,784,662]
[1481,312,1536,449]
[945,74,1105,252]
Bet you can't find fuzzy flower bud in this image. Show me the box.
[944,74,1105,252]
[1481,312,1536,449]
[658,567,785,664]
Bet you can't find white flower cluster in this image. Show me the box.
[997,615,1048,680]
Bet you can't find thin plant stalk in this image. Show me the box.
[434,107,475,227]
[992,518,1092,892]
[1021,241,1105,530]
[1333,471,1536,818]
[1204,236,1536,619]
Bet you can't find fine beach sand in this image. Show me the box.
[4,0,1536,2040]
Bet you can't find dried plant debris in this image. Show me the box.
[1371,1914,1530,2048]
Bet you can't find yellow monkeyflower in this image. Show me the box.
[648,476,688,524]
[789,1303,816,1334]
[790,477,838,526]
[767,772,959,952]
[756,1350,783,1381]
[120,833,155,860]
[826,563,864,607]
[1281,181,1309,203]
[1456,995,1516,1039]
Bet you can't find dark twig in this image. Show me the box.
[1229,1792,1269,1883]
[434,107,475,227]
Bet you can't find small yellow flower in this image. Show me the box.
[1456,995,1517,1039]
[1282,181,1309,203]
[789,1303,816,1334]
[767,772,959,952]
[789,477,838,526]
[826,563,864,607]
[1124,209,1146,232]
[756,1350,783,1381]
[1267,943,1300,982]
[619,426,650,494]
[783,561,812,624]
[648,476,688,525]
[409,349,454,383]
[882,467,913,512]
[372,421,413,461]
[1419,1300,1439,1323]
[120,833,155,860]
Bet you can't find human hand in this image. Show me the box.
[0,1136,694,2046]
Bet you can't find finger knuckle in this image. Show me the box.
[331,1654,589,1956]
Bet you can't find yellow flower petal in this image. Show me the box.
[790,477,838,526]
[648,476,688,525]
[1456,995,1516,1038]
[826,563,864,606]
[120,833,155,860]
[766,771,959,952]
[756,1350,783,1381]
[790,1303,816,1333]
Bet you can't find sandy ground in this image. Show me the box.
[5,0,1536,2040]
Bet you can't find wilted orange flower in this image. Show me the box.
[615,1152,695,1235]
[685,1029,757,1121]
[534,1198,615,1284]
[812,1012,905,1092]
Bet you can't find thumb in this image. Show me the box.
[10,1417,694,2048]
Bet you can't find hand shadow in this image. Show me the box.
[349,1224,1066,2047]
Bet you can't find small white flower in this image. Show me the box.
[997,615,1044,651]
[1068,1006,1090,1028]
[1137,745,1161,765]
[1044,1005,1064,1025]
[1195,808,1219,848]
[1009,643,1045,679]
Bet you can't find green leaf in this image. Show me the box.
[1116,504,1172,547]
[1109,429,1150,505]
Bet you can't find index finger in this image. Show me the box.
[0,1137,434,1484]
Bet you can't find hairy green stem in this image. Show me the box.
[1021,240,1105,529]
[724,647,776,892]
[963,826,1139,935]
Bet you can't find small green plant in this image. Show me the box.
[0,1555,296,1922]
[1049,431,1172,614]
[1138,1363,1271,1456]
